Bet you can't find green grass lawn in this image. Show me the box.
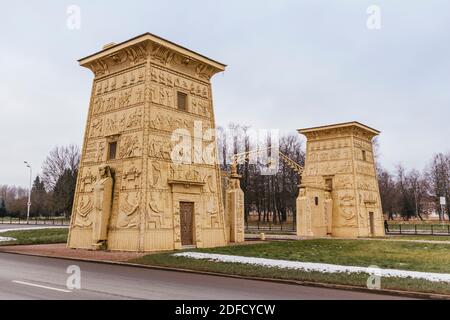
[0,228,68,246]
[130,239,450,296]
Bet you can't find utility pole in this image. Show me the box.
[24,161,32,224]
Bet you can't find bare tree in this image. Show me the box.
[426,153,450,219]
[377,166,398,220]
[41,145,80,191]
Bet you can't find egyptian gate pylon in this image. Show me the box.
[297,122,385,238]
[67,33,233,252]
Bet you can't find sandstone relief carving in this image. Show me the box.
[205,196,220,228]
[119,134,141,159]
[146,192,170,229]
[95,67,146,97]
[117,192,140,229]
[74,195,94,228]
[169,164,202,183]
[104,107,143,136]
[121,161,141,190]
[80,168,97,193]
[93,84,145,116]
[92,165,114,249]
[90,118,103,138]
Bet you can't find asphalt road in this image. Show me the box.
[0,252,410,300]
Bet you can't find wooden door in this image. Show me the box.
[180,202,194,246]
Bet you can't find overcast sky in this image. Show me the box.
[1,1,450,187]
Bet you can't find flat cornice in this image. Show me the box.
[78,32,226,71]
[298,121,380,136]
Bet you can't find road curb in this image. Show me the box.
[0,248,449,300]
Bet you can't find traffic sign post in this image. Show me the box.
[440,197,446,223]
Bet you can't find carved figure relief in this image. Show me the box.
[149,161,163,188]
[148,137,173,160]
[83,141,98,163]
[92,165,114,247]
[334,175,353,189]
[205,196,219,228]
[74,195,94,228]
[95,67,146,98]
[169,164,201,182]
[150,67,209,100]
[80,168,97,193]
[203,172,216,193]
[121,161,142,190]
[119,135,141,159]
[146,192,169,229]
[96,142,105,162]
[117,192,140,229]
[90,118,103,138]
[173,202,181,242]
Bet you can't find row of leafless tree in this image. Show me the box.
[1,125,448,222]
[0,145,80,218]
[378,153,450,220]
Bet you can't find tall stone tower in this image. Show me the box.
[297,122,384,238]
[68,33,229,251]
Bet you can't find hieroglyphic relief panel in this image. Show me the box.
[202,194,221,228]
[308,138,352,151]
[73,194,94,228]
[72,165,99,229]
[93,84,145,115]
[146,191,170,229]
[121,160,142,191]
[92,65,146,117]
[335,190,357,228]
[356,175,378,191]
[353,137,374,151]
[356,162,376,177]
[149,107,214,135]
[305,160,353,176]
[308,148,352,163]
[333,174,354,190]
[111,191,141,230]
[150,66,212,119]
[119,132,143,159]
[94,66,146,96]
[103,106,143,136]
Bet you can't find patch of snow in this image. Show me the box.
[174,252,450,283]
[0,236,16,242]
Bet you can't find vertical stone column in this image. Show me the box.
[226,164,245,243]
[324,191,333,235]
[296,187,313,237]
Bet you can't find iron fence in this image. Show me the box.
[386,223,450,236]
[0,217,70,226]
[245,221,296,234]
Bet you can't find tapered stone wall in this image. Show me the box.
[68,33,229,251]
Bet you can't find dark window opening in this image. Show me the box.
[362,150,367,162]
[177,92,187,111]
[108,141,117,160]
[325,178,333,190]
[315,197,319,206]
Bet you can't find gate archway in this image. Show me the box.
[229,147,304,234]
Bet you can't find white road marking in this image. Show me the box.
[12,280,72,293]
